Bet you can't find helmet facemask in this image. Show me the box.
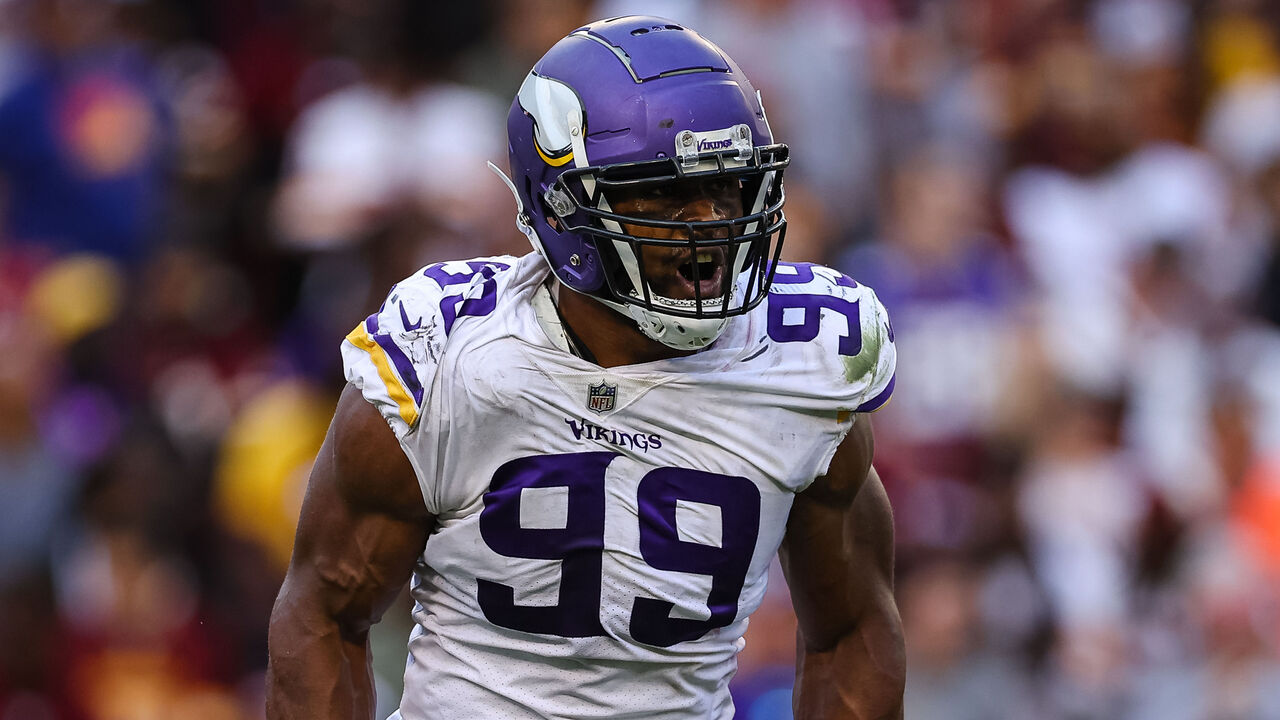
[544,141,789,349]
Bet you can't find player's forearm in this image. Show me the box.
[792,610,905,720]
[266,589,376,720]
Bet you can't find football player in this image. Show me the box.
[267,16,903,720]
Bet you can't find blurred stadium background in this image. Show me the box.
[2,0,1280,717]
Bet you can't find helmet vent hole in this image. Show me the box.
[665,25,682,30]
[630,28,649,36]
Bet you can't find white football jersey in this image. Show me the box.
[340,253,895,720]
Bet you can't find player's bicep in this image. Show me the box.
[282,384,433,630]
[780,421,894,650]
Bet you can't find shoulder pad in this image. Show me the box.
[341,256,516,437]
[764,262,896,413]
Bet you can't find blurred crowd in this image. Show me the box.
[2,0,1280,718]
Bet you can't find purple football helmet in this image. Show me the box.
[501,15,789,349]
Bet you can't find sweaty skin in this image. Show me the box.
[267,385,431,719]
[266,188,906,720]
[612,176,740,302]
[783,423,906,720]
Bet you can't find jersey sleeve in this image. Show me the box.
[849,285,896,414]
[765,261,897,414]
[340,256,515,439]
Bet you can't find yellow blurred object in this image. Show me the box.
[78,649,178,720]
[25,253,125,344]
[1204,13,1280,89]
[214,381,332,570]
[76,649,248,720]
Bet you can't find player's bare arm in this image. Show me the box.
[781,417,906,720]
[267,384,433,720]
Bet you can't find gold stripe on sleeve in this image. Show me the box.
[345,323,420,427]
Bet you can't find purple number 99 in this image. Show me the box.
[477,453,762,647]
[477,452,613,637]
[421,261,510,334]
[767,262,863,356]
[632,468,760,647]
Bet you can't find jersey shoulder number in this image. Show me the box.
[340,256,516,437]
[763,262,896,413]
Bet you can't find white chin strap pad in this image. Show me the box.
[598,297,730,350]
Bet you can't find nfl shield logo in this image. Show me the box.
[587,381,617,414]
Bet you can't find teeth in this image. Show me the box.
[696,251,713,263]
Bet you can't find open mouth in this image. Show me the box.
[667,247,727,301]
[677,251,722,284]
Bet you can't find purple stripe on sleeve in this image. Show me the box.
[855,374,895,413]
[363,312,425,407]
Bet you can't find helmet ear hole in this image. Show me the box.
[544,188,574,218]
[523,176,536,211]
[528,177,560,230]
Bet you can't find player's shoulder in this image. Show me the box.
[340,255,520,438]
[764,261,871,300]
[387,255,521,333]
[754,261,896,414]
[759,261,891,346]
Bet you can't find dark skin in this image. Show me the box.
[555,176,739,367]
[266,181,905,719]
[267,385,432,719]
[782,427,906,719]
